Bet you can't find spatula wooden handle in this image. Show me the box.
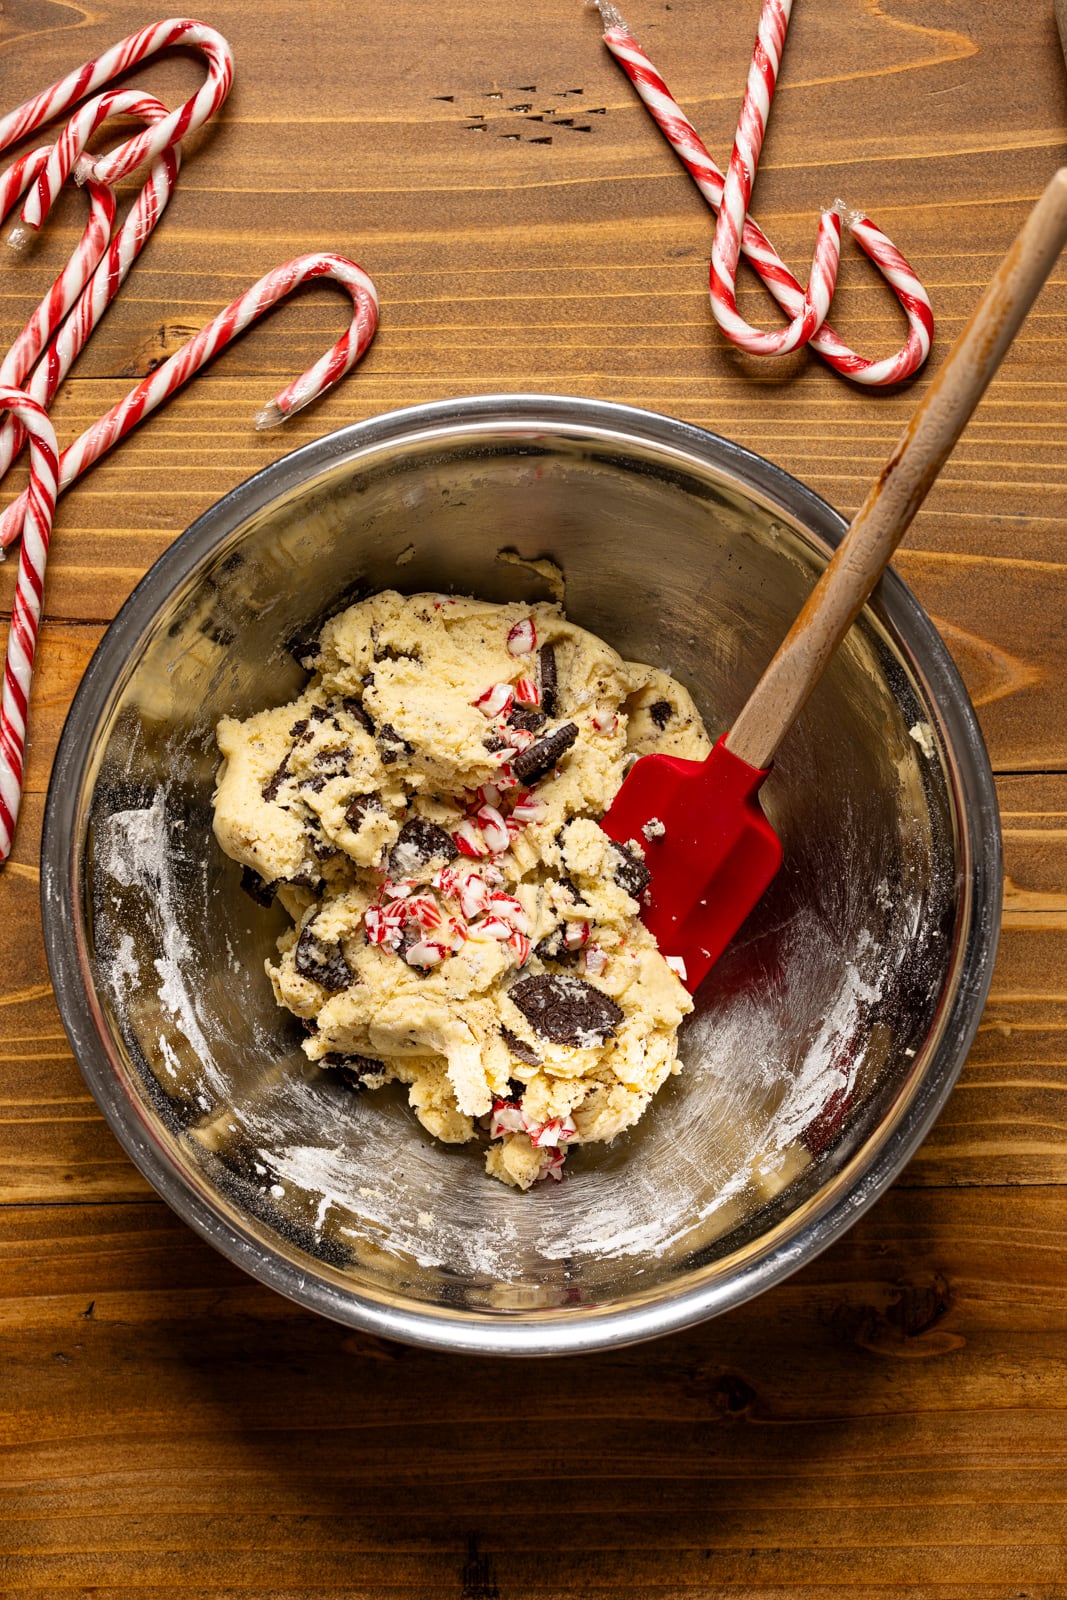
[726,166,1067,772]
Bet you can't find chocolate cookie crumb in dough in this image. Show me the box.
[212,591,711,1188]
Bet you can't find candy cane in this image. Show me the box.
[0,99,179,484]
[7,88,170,244]
[0,183,115,385]
[0,253,379,547]
[598,2,933,384]
[0,18,233,195]
[710,0,842,355]
[0,138,116,393]
[0,390,59,863]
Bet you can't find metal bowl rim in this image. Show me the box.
[40,393,1003,1356]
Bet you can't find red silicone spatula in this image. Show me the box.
[602,167,1067,995]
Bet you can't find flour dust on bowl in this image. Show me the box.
[42,396,1000,1355]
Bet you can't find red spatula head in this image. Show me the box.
[600,734,782,994]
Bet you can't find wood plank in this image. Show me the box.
[0,1189,1064,1595]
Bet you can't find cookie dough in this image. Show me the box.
[212,591,711,1188]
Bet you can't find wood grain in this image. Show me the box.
[3,0,1067,1592]
[2,1192,1066,1596]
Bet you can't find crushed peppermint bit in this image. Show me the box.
[453,819,490,858]
[473,682,514,719]
[665,955,688,981]
[507,616,537,655]
[475,803,511,853]
[583,942,608,977]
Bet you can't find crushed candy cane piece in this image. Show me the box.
[665,955,688,981]
[507,617,537,655]
[476,803,511,853]
[404,938,448,968]
[592,709,618,734]
[530,1114,578,1148]
[508,930,531,967]
[488,892,528,932]
[584,942,608,977]
[432,866,461,898]
[476,915,514,941]
[473,682,514,718]
[476,781,502,808]
[405,894,442,929]
[513,675,539,706]
[564,919,591,950]
[510,791,545,825]
[490,1099,526,1137]
[453,819,489,857]
[536,1147,567,1182]
[456,872,490,920]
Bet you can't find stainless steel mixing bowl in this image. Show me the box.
[41,395,1001,1355]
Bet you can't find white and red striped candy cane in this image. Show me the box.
[0,389,58,862]
[0,144,115,389]
[0,253,379,547]
[0,181,115,386]
[0,100,178,485]
[0,18,233,199]
[598,1,933,384]
[6,87,169,246]
[710,0,841,356]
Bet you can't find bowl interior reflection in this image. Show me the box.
[56,404,982,1345]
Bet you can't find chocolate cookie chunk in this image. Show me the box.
[377,722,413,765]
[286,634,320,669]
[313,746,352,777]
[240,866,277,907]
[509,973,623,1046]
[294,925,353,992]
[341,696,374,735]
[611,841,652,899]
[344,792,384,832]
[261,753,292,803]
[649,699,673,729]
[511,721,578,784]
[388,817,459,877]
[539,641,558,715]
[500,1026,541,1067]
[508,706,547,734]
[533,926,580,966]
[321,1051,384,1090]
[262,717,317,801]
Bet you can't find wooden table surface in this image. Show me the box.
[3,1,1067,1594]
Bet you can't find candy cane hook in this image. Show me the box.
[7,88,172,245]
[710,0,841,356]
[0,253,380,548]
[598,2,933,384]
[0,95,178,486]
[0,18,233,192]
